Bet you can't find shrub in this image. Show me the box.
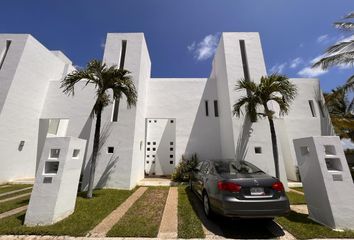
[171,154,198,182]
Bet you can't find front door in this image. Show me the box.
[145,118,176,176]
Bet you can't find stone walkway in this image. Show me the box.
[289,188,304,195]
[0,192,31,203]
[0,205,28,220]
[0,187,32,198]
[290,204,308,215]
[87,187,148,238]
[0,185,9,189]
[157,187,177,239]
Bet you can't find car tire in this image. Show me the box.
[203,192,213,218]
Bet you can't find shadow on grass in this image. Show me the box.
[184,186,285,239]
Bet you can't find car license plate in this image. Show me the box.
[250,187,264,196]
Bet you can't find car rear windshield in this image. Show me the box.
[214,161,262,175]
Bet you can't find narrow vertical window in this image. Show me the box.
[119,40,127,70]
[205,100,209,116]
[317,100,325,117]
[309,100,316,117]
[239,40,250,81]
[112,40,127,122]
[0,40,11,70]
[214,100,219,117]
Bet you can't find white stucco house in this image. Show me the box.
[0,32,334,190]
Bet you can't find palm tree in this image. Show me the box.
[61,60,137,198]
[233,74,297,179]
[312,12,354,94]
[324,89,354,141]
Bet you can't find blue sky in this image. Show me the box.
[1,0,353,93]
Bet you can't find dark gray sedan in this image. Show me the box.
[190,159,290,218]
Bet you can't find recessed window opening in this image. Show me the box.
[170,142,173,146]
[309,100,316,117]
[48,119,60,135]
[170,161,174,164]
[317,101,325,117]
[72,149,80,158]
[239,40,250,81]
[255,147,262,154]
[0,40,11,70]
[147,148,150,151]
[147,142,151,145]
[325,158,343,171]
[153,142,156,145]
[107,147,114,153]
[214,100,219,117]
[44,161,59,174]
[324,145,336,156]
[119,40,127,70]
[205,100,209,116]
[170,120,174,123]
[170,148,173,151]
[153,148,156,151]
[50,149,60,159]
[170,155,174,158]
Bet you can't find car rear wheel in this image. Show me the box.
[203,193,212,218]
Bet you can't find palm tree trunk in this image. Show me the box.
[267,117,280,179]
[87,104,103,198]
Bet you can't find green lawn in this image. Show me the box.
[290,187,304,192]
[0,196,30,214]
[286,191,306,205]
[0,185,32,195]
[0,189,32,201]
[107,187,169,238]
[277,211,354,239]
[177,186,204,239]
[0,189,134,236]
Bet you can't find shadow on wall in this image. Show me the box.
[184,79,221,160]
[81,122,115,190]
[235,114,253,161]
[314,87,334,136]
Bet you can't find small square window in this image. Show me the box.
[170,142,173,146]
[147,155,150,158]
[153,148,156,151]
[170,120,174,123]
[255,147,262,154]
[44,161,59,174]
[149,120,151,123]
[154,120,157,123]
[107,147,114,153]
[170,161,174,164]
[152,155,155,157]
[147,148,150,151]
[147,142,151,145]
[152,161,155,164]
[170,148,173,151]
[43,177,52,184]
[72,149,80,158]
[170,155,174,158]
[152,172,156,175]
[146,161,149,164]
[50,149,60,158]
[153,142,156,145]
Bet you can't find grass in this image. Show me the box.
[177,186,204,238]
[0,189,32,201]
[0,185,32,195]
[277,211,354,239]
[0,189,134,236]
[0,196,30,214]
[286,191,306,205]
[290,187,303,192]
[107,187,169,237]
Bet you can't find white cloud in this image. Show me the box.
[317,34,329,43]
[298,67,327,77]
[269,63,287,73]
[290,57,303,68]
[188,33,220,61]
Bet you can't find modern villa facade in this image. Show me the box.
[0,32,334,190]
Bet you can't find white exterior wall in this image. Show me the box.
[278,79,334,181]
[146,78,222,163]
[0,35,69,183]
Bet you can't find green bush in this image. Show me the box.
[171,154,198,182]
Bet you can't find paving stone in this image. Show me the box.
[0,192,31,203]
[0,187,32,198]
[157,187,177,239]
[290,204,308,215]
[0,205,28,220]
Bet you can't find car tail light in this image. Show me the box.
[218,181,241,192]
[272,181,284,191]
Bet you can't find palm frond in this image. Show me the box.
[334,22,354,31]
[344,12,354,19]
[312,50,354,69]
